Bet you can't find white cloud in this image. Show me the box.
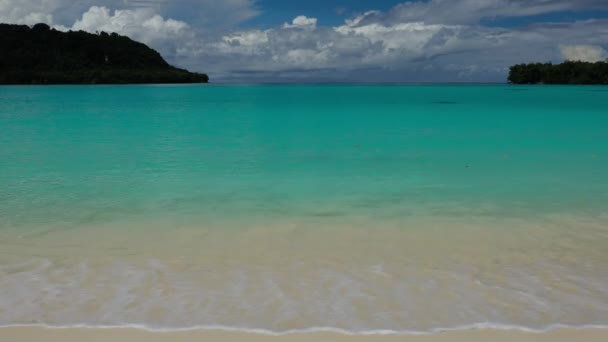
[0,0,59,25]
[193,18,466,74]
[0,0,259,29]
[560,45,608,62]
[223,30,269,47]
[335,21,452,51]
[284,16,318,29]
[70,6,191,46]
[182,15,608,82]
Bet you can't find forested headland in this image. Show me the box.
[0,23,208,84]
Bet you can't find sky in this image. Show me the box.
[2,0,608,83]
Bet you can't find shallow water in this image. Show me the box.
[1,85,607,332]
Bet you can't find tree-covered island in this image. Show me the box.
[508,60,608,84]
[0,23,208,84]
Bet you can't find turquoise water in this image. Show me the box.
[1,85,608,331]
[1,85,607,229]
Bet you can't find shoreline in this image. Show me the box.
[3,323,608,334]
[1,326,608,342]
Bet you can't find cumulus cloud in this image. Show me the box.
[189,15,470,75]
[284,16,318,29]
[181,14,608,82]
[0,0,259,29]
[70,6,191,45]
[0,0,59,25]
[560,45,608,62]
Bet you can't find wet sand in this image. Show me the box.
[1,327,608,342]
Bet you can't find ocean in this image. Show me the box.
[1,85,607,333]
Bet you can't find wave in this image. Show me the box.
[1,323,608,336]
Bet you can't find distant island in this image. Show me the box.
[508,60,608,84]
[0,23,208,84]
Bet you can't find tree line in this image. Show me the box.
[508,60,608,85]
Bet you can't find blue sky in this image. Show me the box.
[1,0,608,82]
[249,0,400,27]
[251,0,608,28]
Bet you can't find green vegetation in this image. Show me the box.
[508,60,608,85]
[0,23,208,84]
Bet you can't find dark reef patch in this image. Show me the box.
[433,101,459,105]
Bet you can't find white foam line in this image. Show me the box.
[1,323,608,336]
